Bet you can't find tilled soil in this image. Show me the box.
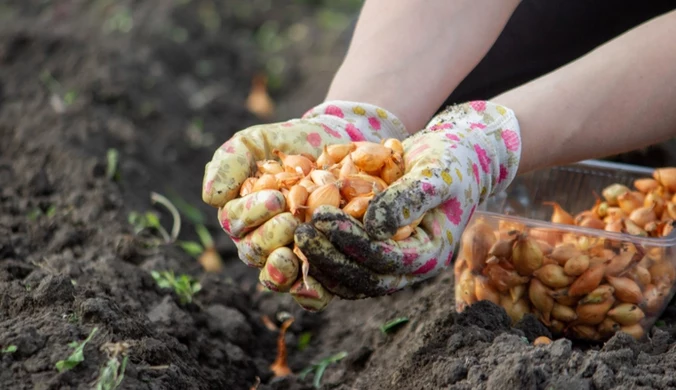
[2,2,676,390]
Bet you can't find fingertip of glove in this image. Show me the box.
[202,178,234,208]
[310,205,354,229]
[310,205,343,220]
[202,191,222,209]
[364,223,395,242]
[294,222,319,243]
[363,198,398,241]
[202,191,217,208]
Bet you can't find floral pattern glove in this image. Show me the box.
[201,100,408,308]
[294,101,522,299]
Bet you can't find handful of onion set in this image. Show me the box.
[235,139,427,296]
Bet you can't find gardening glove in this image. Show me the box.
[201,101,408,309]
[295,101,522,299]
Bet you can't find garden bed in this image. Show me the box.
[2,1,676,389]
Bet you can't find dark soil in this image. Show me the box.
[2,1,676,390]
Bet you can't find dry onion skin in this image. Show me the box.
[235,139,426,307]
[455,167,676,342]
[243,139,416,232]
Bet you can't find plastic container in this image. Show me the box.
[454,160,676,341]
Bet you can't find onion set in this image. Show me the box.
[454,166,676,342]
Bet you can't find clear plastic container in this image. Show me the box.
[454,160,676,341]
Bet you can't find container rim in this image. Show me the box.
[564,159,657,175]
[474,210,676,246]
[478,159,676,246]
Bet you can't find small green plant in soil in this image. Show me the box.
[94,342,130,390]
[175,223,214,258]
[299,351,348,389]
[106,148,120,181]
[297,331,312,351]
[128,211,167,239]
[177,240,204,257]
[55,327,98,373]
[380,316,409,334]
[27,205,57,220]
[102,5,133,34]
[1,345,17,354]
[168,193,223,273]
[151,270,201,304]
[128,192,182,248]
[39,70,78,109]
[95,355,128,390]
[65,312,79,324]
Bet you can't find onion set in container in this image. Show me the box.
[454,162,676,341]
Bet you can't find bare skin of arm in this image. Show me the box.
[326,2,676,175]
[492,9,676,174]
[325,0,522,133]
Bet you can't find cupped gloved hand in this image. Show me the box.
[295,101,522,299]
[201,100,408,310]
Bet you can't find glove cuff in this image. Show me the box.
[302,100,409,142]
[427,101,522,200]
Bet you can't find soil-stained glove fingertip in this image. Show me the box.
[363,197,399,241]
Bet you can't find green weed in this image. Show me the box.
[55,327,98,373]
